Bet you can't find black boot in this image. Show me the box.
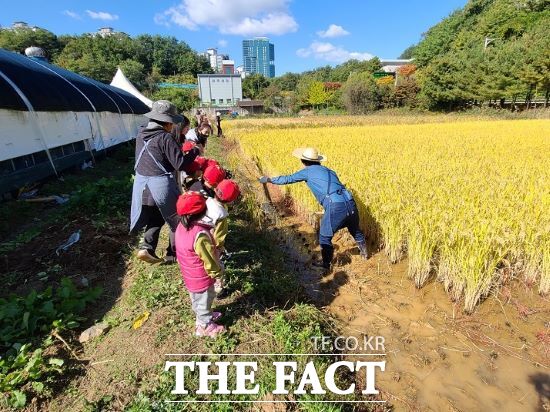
[357,241,368,260]
[321,246,334,268]
[312,246,334,270]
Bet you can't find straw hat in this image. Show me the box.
[292,147,326,162]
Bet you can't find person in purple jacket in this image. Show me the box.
[260,147,368,271]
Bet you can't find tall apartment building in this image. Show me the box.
[204,48,230,73]
[242,37,275,78]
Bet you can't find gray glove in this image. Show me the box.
[259,176,270,184]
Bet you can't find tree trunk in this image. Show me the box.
[525,86,532,110]
[545,88,549,108]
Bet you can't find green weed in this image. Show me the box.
[0,279,101,408]
[0,226,42,253]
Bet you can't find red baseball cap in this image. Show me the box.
[182,141,196,152]
[203,165,226,186]
[215,179,240,203]
[206,159,220,169]
[195,156,208,170]
[176,191,206,216]
[183,160,201,174]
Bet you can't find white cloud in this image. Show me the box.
[63,10,82,20]
[317,24,350,38]
[296,41,374,63]
[218,39,228,48]
[86,10,119,21]
[154,0,298,36]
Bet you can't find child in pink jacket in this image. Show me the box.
[175,191,224,337]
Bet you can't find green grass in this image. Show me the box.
[0,145,136,409]
[0,279,102,409]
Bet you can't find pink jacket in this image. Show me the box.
[175,222,217,293]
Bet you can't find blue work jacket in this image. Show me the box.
[271,165,353,208]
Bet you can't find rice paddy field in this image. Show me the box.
[227,115,550,312]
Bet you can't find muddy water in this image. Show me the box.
[232,143,549,411]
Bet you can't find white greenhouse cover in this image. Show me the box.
[110,68,153,108]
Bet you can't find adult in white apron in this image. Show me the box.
[130,100,199,263]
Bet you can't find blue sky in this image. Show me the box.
[1,0,467,75]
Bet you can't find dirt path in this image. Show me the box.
[230,139,550,411]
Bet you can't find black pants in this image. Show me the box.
[139,205,175,257]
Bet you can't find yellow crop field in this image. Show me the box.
[228,118,550,312]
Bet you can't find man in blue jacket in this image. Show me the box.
[259,147,368,271]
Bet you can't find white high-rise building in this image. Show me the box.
[204,48,230,73]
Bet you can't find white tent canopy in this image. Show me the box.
[110,68,153,108]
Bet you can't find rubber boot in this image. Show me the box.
[312,246,333,271]
[357,241,368,260]
[321,246,334,268]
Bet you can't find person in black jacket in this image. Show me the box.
[215,111,223,137]
[130,100,200,263]
[138,115,194,264]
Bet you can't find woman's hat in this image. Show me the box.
[176,191,206,216]
[215,179,240,203]
[292,147,326,162]
[144,100,184,124]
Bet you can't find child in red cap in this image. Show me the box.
[175,191,225,338]
[180,160,203,191]
[194,157,221,173]
[200,179,241,295]
[188,164,226,197]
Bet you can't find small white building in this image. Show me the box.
[3,21,42,32]
[197,74,242,107]
[379,59,414,73]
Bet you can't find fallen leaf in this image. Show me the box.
[132,311,150,329]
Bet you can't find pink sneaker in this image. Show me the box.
[195,312,222,325]
[195,322,225,338]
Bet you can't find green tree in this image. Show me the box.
[53,33,211,84]
[242,74,270,99]
[133,35,211,77]
[412,0,549,109]
[271,72,301,91]
[118,59,146,90]
[0,27,61,58]
[306,81,330,109]
[54,34,136,83]
[260,83,284,112]
[399,44,417,59]
[341,72,380,113]
[151,87,198,112]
